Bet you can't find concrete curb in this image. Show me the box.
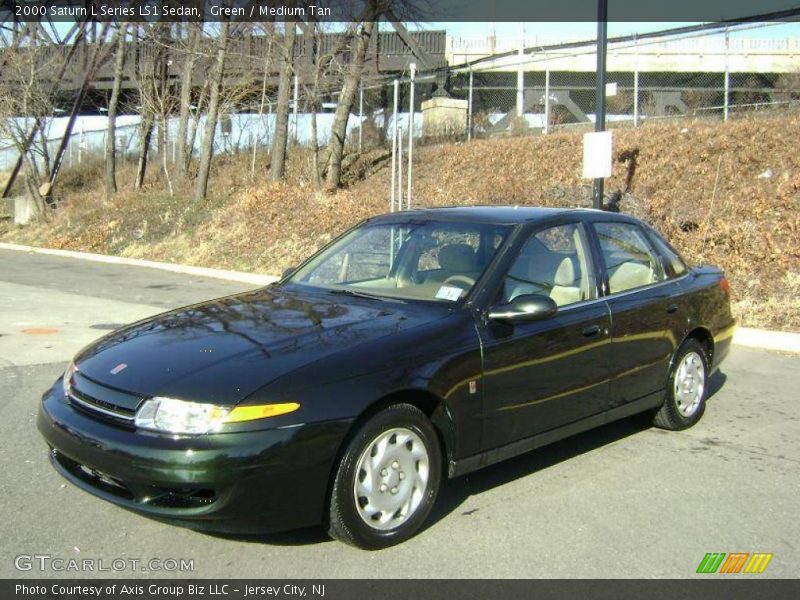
[2,242,799,354]
[0,242,278,286]
[733,327,800,355]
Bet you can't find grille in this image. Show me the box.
[67,372,141,428]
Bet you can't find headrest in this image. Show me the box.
[526,251,561,282]
[554,257,576,286]
[609,261,654,290]
[439,244,476,272]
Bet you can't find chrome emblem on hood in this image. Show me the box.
[109,363,128,375]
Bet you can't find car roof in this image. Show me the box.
[367,205,629,226]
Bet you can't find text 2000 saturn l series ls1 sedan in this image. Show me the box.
[38,206,735,549]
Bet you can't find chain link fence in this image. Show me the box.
[447,23,800,139]
[2,22,798,179]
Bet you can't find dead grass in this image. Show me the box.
[2,111,799,331]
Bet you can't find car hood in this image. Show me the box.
[75,286,446,404]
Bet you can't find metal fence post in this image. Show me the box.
[633,34,640,127]
[724,27,730,122]
[292,74,299,141]
[517,23,525,117]
[544,69,551,134]
[467,69,473,141]
[407,63,416,210]
[358,81,363,152]
[397,128,404,210]
[390,79,399,212]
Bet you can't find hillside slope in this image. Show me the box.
[2,111,799,330]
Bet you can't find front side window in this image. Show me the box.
[288,221,511,303]
[501,223,594,307]
[594,222,664,294]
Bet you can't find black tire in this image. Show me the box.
[653,339,709,430]
[326,403,442,549]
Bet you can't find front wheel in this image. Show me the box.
[653,339,709,430]
[326,403,442,549]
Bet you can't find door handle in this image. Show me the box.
[666,304,679,314]
[582,325,602,337]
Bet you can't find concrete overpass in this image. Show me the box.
[446,35,800,74]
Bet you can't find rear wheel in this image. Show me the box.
[327,404,441,549]
[653,339,709,430]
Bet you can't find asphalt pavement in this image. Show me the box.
[1,248,798,578]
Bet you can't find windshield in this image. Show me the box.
[286,220,512,303]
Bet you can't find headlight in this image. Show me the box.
[62,361,77,398]
[134,397,300,435]
[135,398,229,435]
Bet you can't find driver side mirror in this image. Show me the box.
[281,266,296,280]
[487,294,558,323]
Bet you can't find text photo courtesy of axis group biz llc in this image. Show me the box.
[1,0,800,599]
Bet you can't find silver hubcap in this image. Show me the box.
[674,351,706,417]
[354,427,430,530]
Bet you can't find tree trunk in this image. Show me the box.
[184,77,209,173]
[324,19,376,190]
[269,23,296,182]
[104,22,128,201]
[37,119,51,181]
[155,25,170,168]
[22,158,47,218]
[135,113,154,189]
[192,20,230,202]
[310,33,322,191]
[176,24,201,176]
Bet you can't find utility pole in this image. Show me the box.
[593,0,608,210]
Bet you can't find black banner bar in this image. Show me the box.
[2,0,800,23]
[4,580,800,600]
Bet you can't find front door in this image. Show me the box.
[478,222,612,450]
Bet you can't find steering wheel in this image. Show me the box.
[442,275,476,292]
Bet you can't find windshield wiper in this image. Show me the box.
[327,289,388,301]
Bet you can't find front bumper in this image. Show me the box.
[37,383,352,534]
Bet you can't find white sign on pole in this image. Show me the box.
[583,131,613,179]
[606,82,618,97]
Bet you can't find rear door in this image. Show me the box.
[478,221,612,449]
[589,220,685,408]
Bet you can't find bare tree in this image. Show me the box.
[0,21,86,210]
[132,24,170,190]
[104,22,129,201]
[304,23,338,191]
[176,23,202,176]
[324,8,378,190]
[193,20,231,202]
[269,23,296,182]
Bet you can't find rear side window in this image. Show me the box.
[594,222,664,294]
[647,229,688,278]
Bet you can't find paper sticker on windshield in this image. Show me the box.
[435,286,464,301]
